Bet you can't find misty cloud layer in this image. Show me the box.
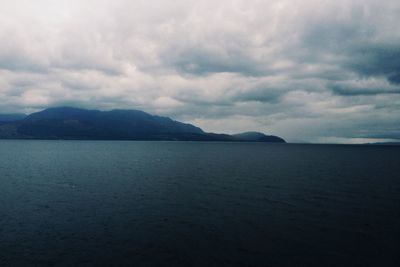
[0,0,399,143]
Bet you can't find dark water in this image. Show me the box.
[0,141,399,267]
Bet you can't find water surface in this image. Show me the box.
[0,141,399,266]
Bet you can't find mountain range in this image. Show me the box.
[0,107,285,142]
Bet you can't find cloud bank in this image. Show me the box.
[0,0,399,143]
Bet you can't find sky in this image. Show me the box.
[0,0,399,143]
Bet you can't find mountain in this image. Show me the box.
[0,113,27,122]
[0,107,285,142]
[232,131,285,143]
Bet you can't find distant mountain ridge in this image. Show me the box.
[0,107,285,142]
[0,113,27,122]
[232,132,284,142]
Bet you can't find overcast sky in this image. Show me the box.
[0,0,399,143]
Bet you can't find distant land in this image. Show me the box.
[0,107,285,142]
[0,113,27,122]
[367,142,400,146]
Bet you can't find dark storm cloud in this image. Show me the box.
[329,84,400,96]
[347,44,400,84]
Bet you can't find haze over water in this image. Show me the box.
[1,141,399,266]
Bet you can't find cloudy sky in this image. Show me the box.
[1,0,399,143]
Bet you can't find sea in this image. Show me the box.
[0,140,399,266]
